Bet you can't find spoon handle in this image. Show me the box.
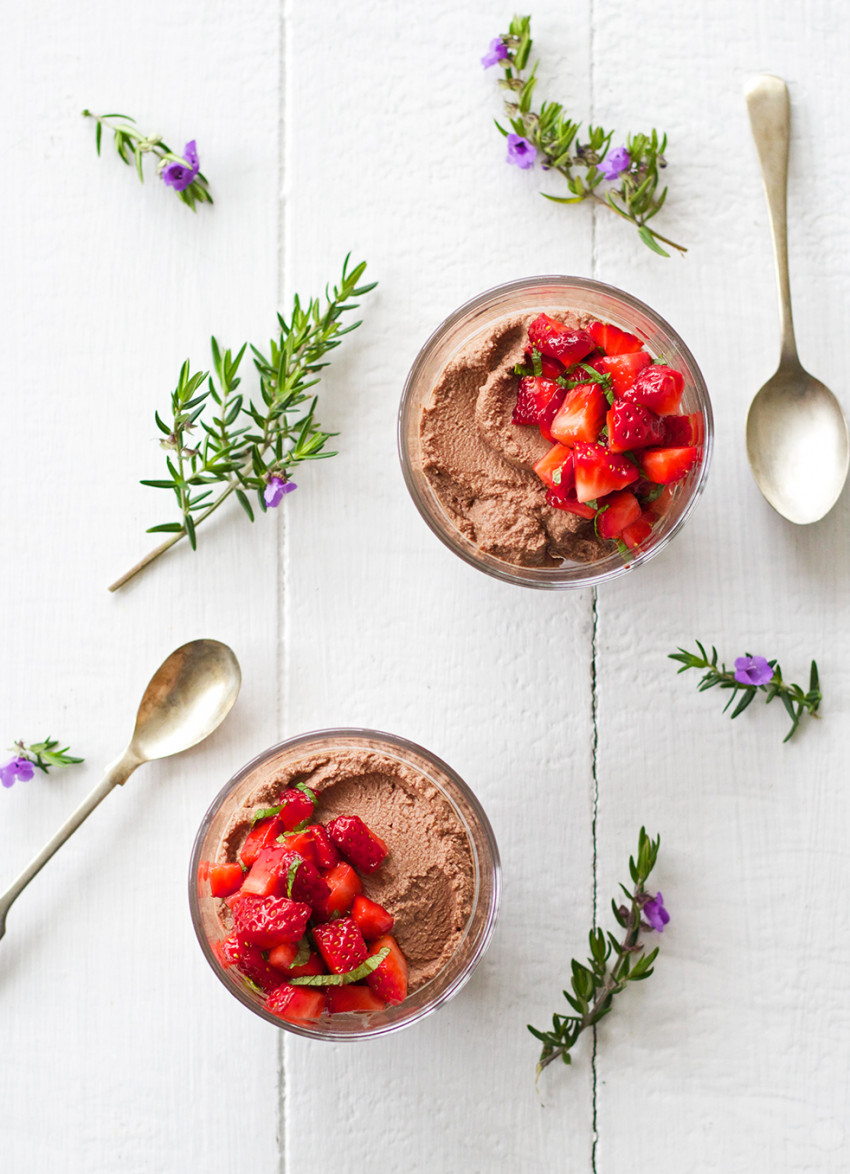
[745,74,799,366]
[0,752,138,940]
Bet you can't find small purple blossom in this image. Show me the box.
[264,476,297,508]
[734,656,774,687]
[643,892,669,933]
[506,133,536,170]
[161,141,200,192]
[597,145,631,181]
[481,37,509,69]
[1,756,34,789]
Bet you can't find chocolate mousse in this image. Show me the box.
[217,746,474,994]
[419,310,609,567]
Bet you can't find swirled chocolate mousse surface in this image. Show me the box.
[420,310,608,566]
[219,748,474,993]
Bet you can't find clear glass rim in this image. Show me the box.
[188,727,502,1041]
[398,274,714,589]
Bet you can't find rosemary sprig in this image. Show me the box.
[669,643,821,743]
[108,256,376,591]
[12,738,84,773]
[529,828,664,1078]
[82,110,212,210]
[489,16,684,257]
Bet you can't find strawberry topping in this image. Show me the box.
[528,315,596,365]
[326,815,388,874]
[573,442,639,502]
[313,917,368,974]
[606,400,665,453]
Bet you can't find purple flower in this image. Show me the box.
[734,656,774,687]
[161,141,200,192]
[643,892,669,933]
[597,145,631,181]
[1,756,34,789]
[506,133,536,170]
[481,37,509,69]
[264,476,297,508]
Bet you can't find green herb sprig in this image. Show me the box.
[670,643,821,742]
[289,947,389,987]
[529,828,664,1078]
[490,16,684,257]
[82,110,212,210]
[109,256,376,591]
[10,738,84,774]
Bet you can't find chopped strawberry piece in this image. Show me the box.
[286,951,325,978]
[644,484,675,519]
[573,442,639,502]
[352,895,394,940]
[624,364,684,415]
[230,936,289,992]
[239,816,283,868]
[308,825,341,870]
[637,446,699,485]
[208,862,244,898]
[661,412,704,447]
[326,815,388,874]
[596,352,652,395]
[198,860,210,884]
[595,491,642,539]
[241,843,290,897]
[315,861,362,920]
[587,320,643,356]
[267,941,300,970]
[280,830,319,866]
[528,315,595,366]
[549,382,608,446]
[621,515,655,550]
[366,934,409,1006]
[511,376,565,429]
[533,444,574,491]
[521,349,565,381]
[276,787,316,831]
[326,986,387,1015]
[313,917,368,974]
[266,983,326,1023]
[213,933,241,968]
[275,849,331,911]
[606,400,665,453]
[234,894,312,949]
[545,489,596,519]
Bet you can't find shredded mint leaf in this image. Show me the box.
[252,805,282,825]
[285,859,301,898]
[294,782,317,805]
[531,347,543,377]
[290,937,311,969]
[289,947,390,987]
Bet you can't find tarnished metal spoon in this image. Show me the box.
[0,638,241,939]
[744,74,849,523]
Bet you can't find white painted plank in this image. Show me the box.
[0,2,281,1171]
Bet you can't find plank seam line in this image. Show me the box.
[590,586,599,1174]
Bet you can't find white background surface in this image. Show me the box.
[2,1,849,1171]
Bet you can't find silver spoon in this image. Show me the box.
[0,638,241,939]
[744,74,849,524]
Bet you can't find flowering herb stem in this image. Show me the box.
[529,828,665,1078]
[488,16,684,257]
[2,739,84,788]
[82,110,212,209]
[108,256,376,592]
[669,643,821,742]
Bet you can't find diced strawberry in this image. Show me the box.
[198,860,210,884]
[637,446,699,485]
[587,320,643,356]
[276,849,331,911]
[366,934,409,1006]
[533,444,574,491]
[583,354,608,375]
[279,830,319,866]
[230,936,289,992]
[624,364,684,415]
[621,515,655,550]
[661,412,704,447]
[326,986,387,1015]
[285,951,325,978]
[239,816,283,868]
[606,400,664,453]
[267,941,300,970]
[313,918,368,974]
[266,983,326,1023]
[308,825,341,870]
[545,490,596,519]
[276,787,316,831]
[549,383,608,446]
[208,862,244,898]
[528,315,595,366]
[511,376,565,428]
[326,816,388,874]
[213,933,241,968]
[352,895,394,940]
[596,352,652,395]
[233,894,312,949]
[644,484,675,519]
[573,442,639,502]
[241,843,290,898]
[595,491,642,539]
[315,861,362,920]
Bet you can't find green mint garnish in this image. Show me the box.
[616,538,632,559]
[289,947,390,987]
[531,347,543,377]
[243,977,265,997]
[252,805,282,825]
[641,483,666,503]
[290,937,311,969]
[285,859,301,898]
[294,782,317,806]
[514,361,534,377]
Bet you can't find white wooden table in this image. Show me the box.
[3,1,849,1170]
